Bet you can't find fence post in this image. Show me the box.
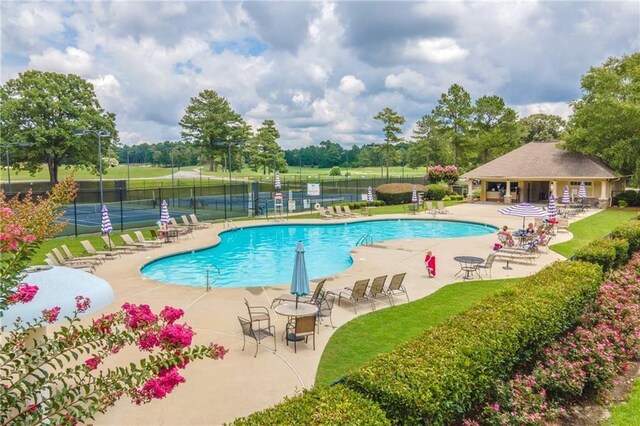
[119,188,124,232]
[229,182,233,211]
[158,187,163,217]
[223,184,227,220]
[193,185,197,215]
[73,198,78,237]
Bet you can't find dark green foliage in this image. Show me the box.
[610,220,640,255]
[613,190,640,207]
[375,183,426,205]
[343,201,385,209]
[232,385,391,425]
[342,261,602,425]
[574,238,629,271]
[425,184,447,200]
[329,166,341,176]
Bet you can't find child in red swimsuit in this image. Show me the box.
[425,251,436,278]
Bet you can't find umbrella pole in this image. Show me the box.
[295,295,299,309]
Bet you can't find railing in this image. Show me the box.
[205,264,221,292]
[223,219,237,230]
[355,234,373,246]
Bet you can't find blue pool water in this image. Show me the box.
[141,219,496,288]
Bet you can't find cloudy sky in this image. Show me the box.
[1,1,638,148]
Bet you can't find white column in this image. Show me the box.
[551,180,557,197]
[505,180,512,204]
[467,181,474,202]
[600,180,609,206]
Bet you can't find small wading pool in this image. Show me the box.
[141,219,496,288]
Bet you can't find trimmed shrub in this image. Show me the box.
[342,261,602,425]
[375,183,425,205]
[345,201,385,210]
[574,238,629,271]
[329,166,341,176]
[233,384,391,425]
[425,184,447,201]
[610,219,640,255]
[613,189,640,207]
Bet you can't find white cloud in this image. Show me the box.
[404,38,469,63]
[385,69,427,91]
[515,102,572,120]
[28,47,93,75]
[338,75,365,96]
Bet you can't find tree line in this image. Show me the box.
[1,53,638,184]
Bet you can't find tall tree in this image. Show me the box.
[472,95,522,165]
[246,120,287,174]
[409,114,451,170]
[0,70,117,183]
[519,113,565,143]
[374,107,405,180]
[431,84,473,167]
[179,89,247,172]
[563,53,640,185]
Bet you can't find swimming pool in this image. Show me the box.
[141,219,496,288]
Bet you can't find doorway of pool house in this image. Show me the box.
[523,181,550,203]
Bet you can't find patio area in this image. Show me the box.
[86,203,591,424]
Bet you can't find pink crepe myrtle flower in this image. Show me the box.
[75,295,91,313]
[122,302,157,330]
[158,324,194,350]
[84,356,102,371]
[6,283,39,305]
[159,306,184,324]
[132,367,186,405]
[42,306,61,323]
[92,313,116,335]
[138,331,160,351]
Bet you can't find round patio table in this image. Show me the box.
[453,256,484,280]
[273,302,318,318]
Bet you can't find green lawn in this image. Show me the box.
[5,164,171,181]
[551,209,638,258]
[290,200,466,219]
[607,377,640,425]
[315,278,515,386]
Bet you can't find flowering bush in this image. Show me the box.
[0,179,227,424]
[473,252,640,425]
[427,165,459,185]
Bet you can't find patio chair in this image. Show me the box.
[101,235,134,253]
[326,206,342,218]
[285,315,316,353]
[61,244,106,264]
[436,201,449,214]
[51,248,100,268]
[327,279,371,314]
[181,215,197,231]
[45,253,95,273]
[238,316,276,357]
[121,234,153,250]
[189,214,211,229]
[244,298,271,330]
[336,205,354,217]
[169,217,192,237]
[80,240,121,259]
[134,230,163,247]
[383,273,409,306]
[368,275,390,308]
[271,279,326,307]
[424,201,437,215]
[476,253,496,278]
[315,290,335,329]
[342,205,359,217]
[318,208,333,220]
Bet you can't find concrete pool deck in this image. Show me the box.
[87,203,591,425]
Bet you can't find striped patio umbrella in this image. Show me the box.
[498,202,548,229]
[562,185,571,204]
[547,193,557,218]
[290,241,310,308]
[367,186,373,205]
[274,171,281,190]
[101,204,113,249]
[160,199,170,225]
[578,181,587,200]
[411,185,418,203]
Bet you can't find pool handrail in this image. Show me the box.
[206,264,221,291]
[356,234,373,246]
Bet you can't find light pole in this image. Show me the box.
[126,149,130,187]
[73,130,110,206]
[3,142,29,194]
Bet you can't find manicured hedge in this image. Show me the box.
[613,189,640,207]
[232,384,391,425]
[425,184,447,201]
[574,238,629,272]
[341,200,385,210]
[341,261,602,425]
[609,219,640,255]
[375,183,426,205]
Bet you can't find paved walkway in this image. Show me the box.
[90,203,591,425]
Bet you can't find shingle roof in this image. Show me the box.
[461,141,617,180]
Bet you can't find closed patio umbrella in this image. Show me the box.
[367,186,373,205]
[291,241,310,308]
[498,202,548,229]
[101,204,113,249]
[274,171,281,190]
[547,193,557,218]
[578,181,587,201]
[160,199,170,225]
[562,185,571,204]
[411,185,417,203]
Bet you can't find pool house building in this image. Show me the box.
[461,141,624,206]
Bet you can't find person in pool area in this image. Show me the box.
[497,225,514,247]
[424,251,436,278]
[525,223,536,235]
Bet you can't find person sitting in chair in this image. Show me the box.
[525,223,536,235]
[497,226,514,247]
[535,231,548,246]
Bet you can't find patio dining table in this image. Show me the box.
[453,256,484,280]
